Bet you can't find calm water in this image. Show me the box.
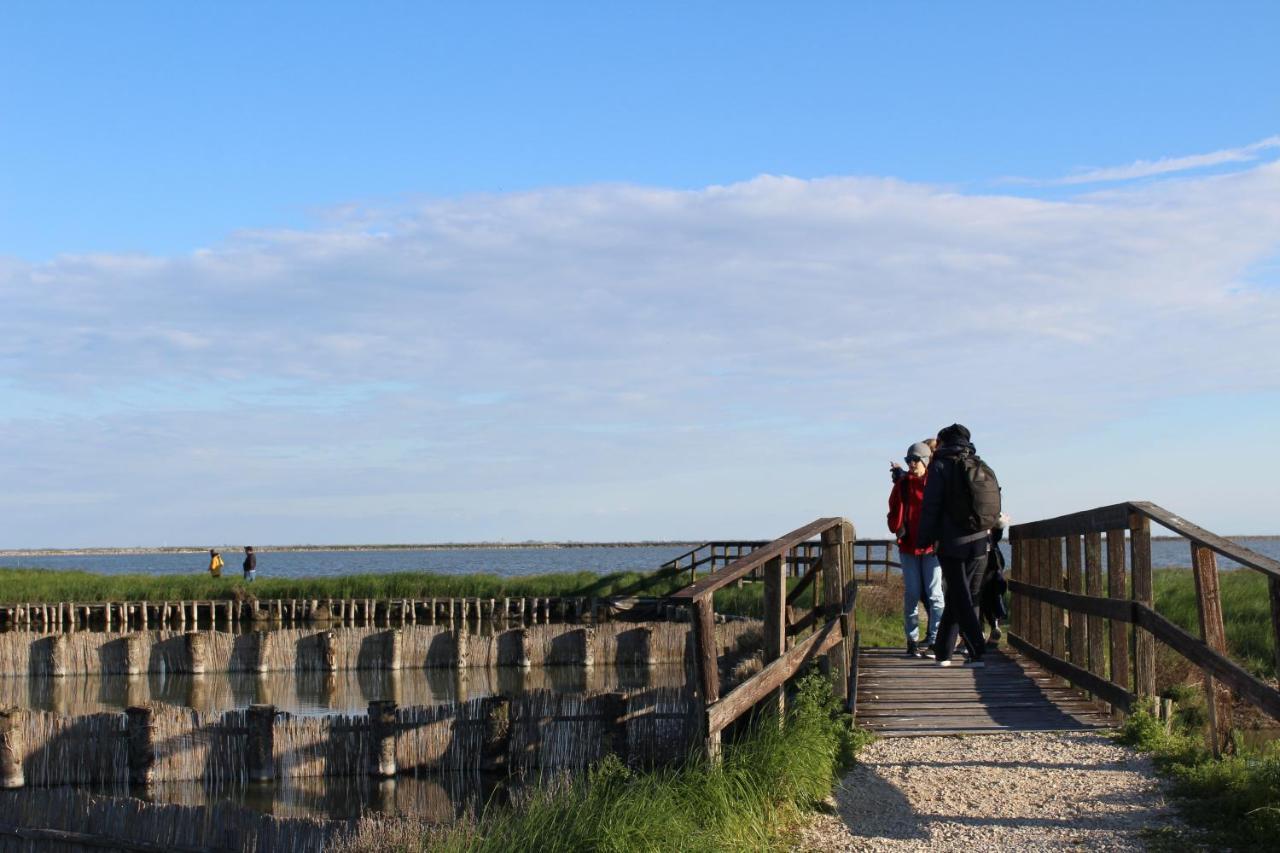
[0,545,692,577]
[2,538,1277,579]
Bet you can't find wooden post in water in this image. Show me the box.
[48,633,68,678]
[252,631,271,673]
[321,630,339,672]
[1106,529,1131,699]
[384,629,403,671]
[576,626,595,667]
[246,704,276,782]
[0,708,25,788]
[1130,512,1156,700]
[125,705,156,786]
[124,634,146,676]
[185,632,208,675]
[369,700,398,778]
[1190,543,1234,756]
[514,629,532,669]
[481,696,511,771]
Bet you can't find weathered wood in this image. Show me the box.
[184,632,208,675]
[762,554,786,718]
[1007,580,1136,622]
[1007,632,1134,712]
[1190,544,1233,756]
[1048,538,1066,663]
[0,708,25,788]
[1066,534,1086,667]
[369,699,397,777]
[1130,512,1156,700]
[689,596,721,758]
[1131,501,1280,580]
[1009,503,1132,541]
[1271,576,1280,689]
[246,704,275,781]
[707,614,844,734]
[1106,528,1131,694]
[785,557,820,607]
[1132,603,1280,723]
[670,518,839,601]
[1084,532,1106,681]
[822,522,852,703]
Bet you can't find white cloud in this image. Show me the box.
[2,162,1280,544]
[1042,135,1280,185]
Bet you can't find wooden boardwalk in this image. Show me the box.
[854,646,1114,736]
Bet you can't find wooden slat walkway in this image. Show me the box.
[855,646,1114,737]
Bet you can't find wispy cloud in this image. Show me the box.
[1041,135,1280,185]
[2,163,1279,544]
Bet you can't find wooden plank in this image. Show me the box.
[1131,501,1280,580]
[1027,539,1043,651]
[689,596,720,758]
[762,554,786,717]
[1084,532,1106,682]
[1130,512,1156,700]
[1133,603,1280,723]
[785,556,820,606]
[1066,534,1086,668]
[1006,580,1135,622]
[823,521,852,704]
[1009,503,1132,541]
[707,615,843,734]
[1007,631,1134,711]
[670,519,838,600]
[1190,543,1233,756]
[1048,537,1066,663]
[1106,528,1131,694]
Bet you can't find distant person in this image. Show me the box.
[918,423,1002,668]
[208,549,224,579]
[887,441,944,658]
[243,546,257,582]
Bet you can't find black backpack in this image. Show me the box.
[946,454,1002,532]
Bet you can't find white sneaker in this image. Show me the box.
[937,659,954,667]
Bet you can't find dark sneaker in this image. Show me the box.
[917,644,935,659]
[988,626,1002,644]
[905,640,919,658]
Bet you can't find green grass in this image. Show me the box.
[1115,702,1280,850]
[0,566,694,604]
[340,673,865,853]
[1153,568,1276,679]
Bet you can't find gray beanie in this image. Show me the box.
[906,441,932,462]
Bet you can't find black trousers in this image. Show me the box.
[933,554,988,661]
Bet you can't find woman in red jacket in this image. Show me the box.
[887,441,945,657]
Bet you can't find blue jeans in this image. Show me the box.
[901,552,943,644]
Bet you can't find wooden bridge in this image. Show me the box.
[670,502,1280,752]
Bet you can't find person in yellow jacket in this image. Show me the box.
[208,549,224,578]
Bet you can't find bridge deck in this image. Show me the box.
[855,646,1114,737]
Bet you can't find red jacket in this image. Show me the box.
[887,474,934,556]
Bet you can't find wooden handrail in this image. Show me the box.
[669,518,840,601]
[1129,501,1280,580]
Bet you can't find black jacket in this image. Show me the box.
[917,441,993,559]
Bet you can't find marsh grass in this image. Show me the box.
[336,673,862,853]
[1154,568,1276,678]
[1116,702,1280,850]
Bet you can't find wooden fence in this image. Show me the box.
[1008,500,1280,755]
[669,518,857,758]
[662,537,896,584]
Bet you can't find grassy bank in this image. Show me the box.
[1154,568,1276,679]
[1116,704,1280,850]
[339,673,864,853]
[0,566,694,605]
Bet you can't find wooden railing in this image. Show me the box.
[662,538,897,584]
[668,518,857,758]
[1008,501,1280,754]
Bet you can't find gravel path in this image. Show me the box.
[793,731,1185,852]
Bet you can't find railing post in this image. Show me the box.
[1031,538,1047,651]
[1084,532,1106,682]
[1048,538,1066,663]
[1190,544,1234,756]
[821,522,850,704]
[1130,512,1156,701]
[1106,529,1131,701]
[689,595,720,760]
[1066,534,1086,668]
[1010,538,1023,640]
[762,554,786,718]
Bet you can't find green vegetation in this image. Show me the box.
[1153,568,1276,678]
[1115,702,1280,850]
[340,673,866,853]
[0,566,693,604]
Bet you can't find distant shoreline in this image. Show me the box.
[0,542,702,558]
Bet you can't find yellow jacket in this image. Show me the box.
[209,554,224,576]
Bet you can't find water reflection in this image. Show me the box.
[3,663,691,715]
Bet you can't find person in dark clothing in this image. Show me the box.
[981,515,1011,643]
[917,423,991,667]
[243,546,257,582]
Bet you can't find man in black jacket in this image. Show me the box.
[917,423,990,667]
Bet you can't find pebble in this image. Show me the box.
[791,731,1187,851]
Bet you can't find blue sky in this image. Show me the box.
[2,3,1279,545]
